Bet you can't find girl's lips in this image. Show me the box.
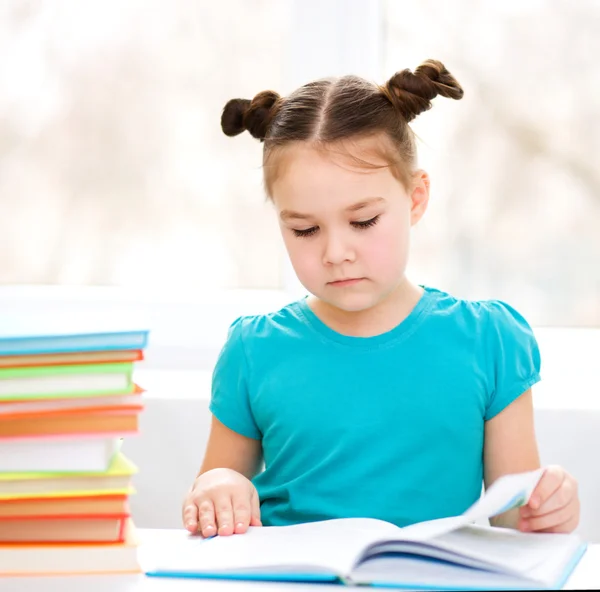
[328,278,364,287]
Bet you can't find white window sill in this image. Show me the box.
[0,284,299,370]
[2,285,599,410]
[132,360,600,412]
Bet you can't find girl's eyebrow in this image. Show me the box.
[280,196,385,222]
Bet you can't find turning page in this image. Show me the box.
[397,468,545,542]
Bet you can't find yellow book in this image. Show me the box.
[0,452,137,500]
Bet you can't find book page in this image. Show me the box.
[390,469,545,543]
[355,524,583,586]
[463,468,544,522]
[144,517,399,579]
[419,524,582,580]
[351,553,534,589]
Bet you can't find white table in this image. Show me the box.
[2,529,599,591]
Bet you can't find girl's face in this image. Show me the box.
[271,140,430,313]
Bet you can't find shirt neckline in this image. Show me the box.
[292,285,437,350]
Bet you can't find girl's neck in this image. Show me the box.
[306,278,424,338]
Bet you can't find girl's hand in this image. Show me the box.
[519,465,580,533]
[182,467,262,538]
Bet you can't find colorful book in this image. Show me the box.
[0,518,140,575]
[0,317,149,355]
[0,434,124,473]
[0,513,129,543]
[0,452,136,499]
[0,408,140,438]
[0,349,144,368]
[144,471,587,590]
[0,362,134,400]
[0,384,144,416]
[0,494,128,517]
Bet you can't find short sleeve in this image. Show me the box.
[209,316,262,439]
[484,301,542,421]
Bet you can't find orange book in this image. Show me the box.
[0,349,144,368]
[0,518,140,575]
[0,513,129,543]
[0,410,140,437]
[0,494,128,517]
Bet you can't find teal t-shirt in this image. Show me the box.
[209,286,541,528]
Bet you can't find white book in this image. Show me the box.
[0,371,129,397]
[143,470,587,590]
[0,363,133,400]
[0,435,122,473]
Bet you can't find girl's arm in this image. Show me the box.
[198,415,263,479]
[484,389,580,533]
[182,416,263,536]
[484,389,541,529]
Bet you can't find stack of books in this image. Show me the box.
[0,318,149,575]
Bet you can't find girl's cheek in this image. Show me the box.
[364,230,409,273]
[288,242,320,278]
[364,230,398,259]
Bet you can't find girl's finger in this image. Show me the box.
[182,498,199,532]
[214,496,235,536]
[231,495,252,534]
[250,486,262,527]
[198,499,217,538]
[527,466,565,512]
[523,478,576,518]
[536,512,580,534]
[520,504,576,533]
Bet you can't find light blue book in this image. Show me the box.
[144,470,587,590]
[0,314,149,355]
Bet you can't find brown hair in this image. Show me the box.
[221,59,463,195]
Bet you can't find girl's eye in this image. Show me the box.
[292,226,318,238]
[352,215,380,230]
[291,215,380,238]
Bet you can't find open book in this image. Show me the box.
[144,469,587,590]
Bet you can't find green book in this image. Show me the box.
[0,362,134,401]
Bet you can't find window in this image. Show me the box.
[0,0,290,290]
[1,0,386,370]
[383,0,600,327]
[2,1,597,376]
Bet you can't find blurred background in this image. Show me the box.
[0,0,598,330]
[2,0,599,540]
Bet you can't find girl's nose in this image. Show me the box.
[322,232,356,266]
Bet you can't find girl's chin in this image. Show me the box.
[316,292,379,313]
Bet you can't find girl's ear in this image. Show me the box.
[409,170,430,226]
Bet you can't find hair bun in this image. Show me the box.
[385,59,463,122]
[221,98,251,137]
[221,91,281,141]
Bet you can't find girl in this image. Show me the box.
[182,59,580,539]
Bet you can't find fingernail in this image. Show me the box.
[236,522,244,530]
[186,522,195,530]
[204,525,215,532]
[529,496,539,509]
